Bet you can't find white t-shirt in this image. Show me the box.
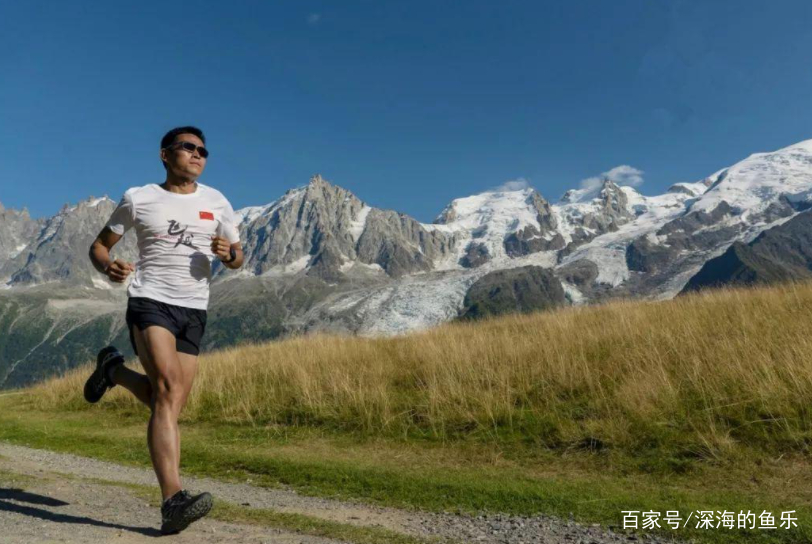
[105,182,241,310]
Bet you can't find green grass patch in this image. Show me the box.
[1,396,810,544]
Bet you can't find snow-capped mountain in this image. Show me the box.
[425,187,561,269]
[5,140,812,302]
[3,138,812,388]
[295,138,812,331]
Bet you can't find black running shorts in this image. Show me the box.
[126,297,207,357]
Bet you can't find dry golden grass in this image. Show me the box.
[30,281,812,456]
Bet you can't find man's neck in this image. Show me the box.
[161,175,198,195]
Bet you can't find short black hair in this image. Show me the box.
[160,126,206,169]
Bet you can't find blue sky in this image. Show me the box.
[1,1,811,222]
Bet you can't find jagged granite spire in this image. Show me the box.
[0,202,44,265]
[0,197,137,287]
[231,174,457,279]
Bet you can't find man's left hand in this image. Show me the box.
[210,235,232,261]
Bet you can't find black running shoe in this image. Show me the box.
[160,489,213,535]
[83,346,124,403]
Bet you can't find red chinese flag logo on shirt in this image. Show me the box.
[199,211,214,221]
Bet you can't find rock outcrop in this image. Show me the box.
[459,265,567,320]
[682,209,812,293]
[0,197,138,287]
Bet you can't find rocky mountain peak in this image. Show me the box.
[302,174,362,206]
[525,188,560,234]
[434,186,556,230]
[0,195,137,287]
[559,179,604,205]
[432,204,455,225]
[0,202,43,263]
[0,203,30,220]
[597,180,632,219]
[559,189,578,204]
[426,186,565,263]
[598,178,620,196]
[561,178,626,205]
[230,175,457,280]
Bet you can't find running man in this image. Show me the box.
[84,126,243,534]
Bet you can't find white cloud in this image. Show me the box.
[307,13,321,25]
[580,165,644,192]
[491,178,531,192]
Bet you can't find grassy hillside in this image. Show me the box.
[6,281,812,543]
[32,281,812,458]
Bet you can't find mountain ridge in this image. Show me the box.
[3,138,812,387]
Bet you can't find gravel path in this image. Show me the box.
[0,442,686,543]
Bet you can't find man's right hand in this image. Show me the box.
[105,260,135,283]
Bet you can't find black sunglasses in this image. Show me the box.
[166,141,209,158]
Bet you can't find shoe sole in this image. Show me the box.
[83,347,122,403]
[82,363,106,404]
[161,493,213,535]
[82,372,102,404]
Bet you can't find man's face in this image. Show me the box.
[161,133,207,180]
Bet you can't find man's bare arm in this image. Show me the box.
[89,227,135,283]
[223,242,244,270]
[210,235,243,270]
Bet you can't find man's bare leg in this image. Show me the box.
[132,324,187,501]
[110,364,153,406]
[173,351,200,473]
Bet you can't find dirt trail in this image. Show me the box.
[0,442,679,544]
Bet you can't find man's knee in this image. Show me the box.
[153,375,184,412]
